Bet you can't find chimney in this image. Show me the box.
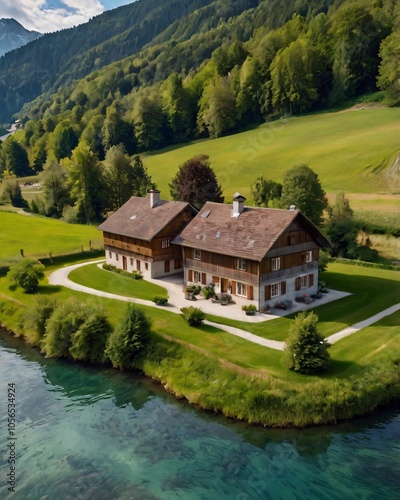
[232,192,246,217]
[149,189,161,208]
[289,205,296,211]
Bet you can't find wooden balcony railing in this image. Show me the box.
[185,258,259,284]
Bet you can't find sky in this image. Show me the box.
[0,0,135,33]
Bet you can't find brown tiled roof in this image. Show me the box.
[97,197,194,241]
[173,202,330,261]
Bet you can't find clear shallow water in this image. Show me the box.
[0,333,399,500]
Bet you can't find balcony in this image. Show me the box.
[185,258,259,284]
[261,261,317,282]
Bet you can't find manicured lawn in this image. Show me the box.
[1,258,399,388]
[69,263,168,301]
[0,211,101,265]
[143,107,400,204]
[207,263,400,341]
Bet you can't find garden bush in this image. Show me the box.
[153,296,168,305]
[202,284,215,299]
[180,306,205,326]
[7,259,45,293]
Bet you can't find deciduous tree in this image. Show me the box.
[280,164,328,226]
[7,259,45,293]
[169,155,224,210]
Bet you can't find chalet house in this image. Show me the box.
[97,190,197,278]
[173,193,331,309]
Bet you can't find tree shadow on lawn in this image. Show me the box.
[320,358,360,379]
[37,285,62,295]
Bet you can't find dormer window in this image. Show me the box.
[162,238,170,249]
[237,258,246,271]
[194,249,201,260]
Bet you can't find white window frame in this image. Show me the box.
[272,257,280,271]
[162,238,171,249]
[236,282,247,297]
[194,249,201,260]
[301,275,310,289]
[193,271,201,283]
[237,258,246,271]
[271,282,281,298]
[305,251,312,263]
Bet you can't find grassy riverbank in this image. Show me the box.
[1,259,399,427]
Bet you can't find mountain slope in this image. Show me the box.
[0,0,217,123]
[0,18,41,58]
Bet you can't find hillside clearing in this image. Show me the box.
[144,107,400,208]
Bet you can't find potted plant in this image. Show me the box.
[242,304,257,315]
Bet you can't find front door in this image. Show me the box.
[221,278,228,293]
[122,256,127,271]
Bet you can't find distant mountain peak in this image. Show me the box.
[0,18,42,57]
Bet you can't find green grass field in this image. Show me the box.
[144,107,400,209]
[0,212,101,265]
[69,263,168,301]
[1,257,399,426]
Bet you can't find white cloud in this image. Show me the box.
[0,0,105,33]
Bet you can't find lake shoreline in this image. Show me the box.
[2,324,400,429]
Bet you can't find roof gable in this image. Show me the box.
[174,202,330,261]
[98,196,196,241]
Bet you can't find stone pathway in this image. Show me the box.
[48,260,400,351]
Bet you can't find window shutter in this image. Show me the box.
[201,273,206,285]
[247,285,253,300]
[188,269,193,282]
[265,285,271,300]
[310,274,314,286]
[231,282,236,294]
[295,277,301,291]
[281,281,286,295]
[313,248,319,260]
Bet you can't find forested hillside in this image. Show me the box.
[0,0,399,227]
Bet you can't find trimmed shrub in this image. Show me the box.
[285,311,330,374]
[186,285,201,295]
[180,306,205,326]
[153,296,168,305]
[241,304,257,312]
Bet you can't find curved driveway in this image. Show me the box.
[49,260,400,351]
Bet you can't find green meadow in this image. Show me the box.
[0,212,100,264]
[144,107,400,209]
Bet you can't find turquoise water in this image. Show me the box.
[0,333,399,500]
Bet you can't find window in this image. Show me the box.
[145,263,149,271]
[162,238,170,249]
[301,275,311,289]
[288,235,295,245]
[193,271,201,283]
[305,251,312,263]
[164,260,170,273]
[271,257,280,271]
[271,282,281,298]
[237,282,247,297]
[109,251,112,258]
[136,260,141,271]
[194,249,201,260]
[116,254,119,261]
[237,258,246,271]
[130,258,134,266]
